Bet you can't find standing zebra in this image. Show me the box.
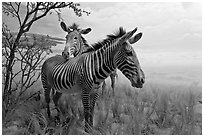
[41,27,145,132]
[45,22,94,117]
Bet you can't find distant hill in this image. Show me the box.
[3,32,65,50]
[11,32,65,42]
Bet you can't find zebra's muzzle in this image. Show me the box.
[130,76,144,88]
[62,51,69,60]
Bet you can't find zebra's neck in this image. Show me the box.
[74,43,91,57]
[91,42,118,82]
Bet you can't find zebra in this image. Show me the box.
[61,21,119,96]
[44,22,94,118]
[41,27,145,132]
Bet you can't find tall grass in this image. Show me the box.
[2,81,202,135]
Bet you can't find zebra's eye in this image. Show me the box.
[126,51,133,56]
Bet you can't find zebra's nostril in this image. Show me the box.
[62,51,65,56]
[62,51,69,59]
[141,78,145,84]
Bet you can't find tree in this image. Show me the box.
[2,2,90,117]
[2,24,51,120]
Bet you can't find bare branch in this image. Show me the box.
[2,2,17,17]
[14,2,22,26]
[2,1,91,117]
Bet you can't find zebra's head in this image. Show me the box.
[115,28,145,88]
[60,22,92,59]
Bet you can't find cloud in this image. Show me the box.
[81,2,202,52]
[141,18,201,51]
[83,2,201,26]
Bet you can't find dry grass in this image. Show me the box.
[2,81,202,135]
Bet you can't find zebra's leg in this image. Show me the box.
[101,81,106,96]
[53,91,62,125]
[89,92,98,127]
[110,74,116,96]
[82,91,90,132]
[53,91,62,117]
[44,86,51,118]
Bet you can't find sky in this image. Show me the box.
[2,2,202,86]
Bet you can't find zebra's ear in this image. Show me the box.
[81,28,92,35]
[119,27,137,43]
[128,33,142,44]
[60,22,71,33]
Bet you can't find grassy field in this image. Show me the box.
[2,78,202,135]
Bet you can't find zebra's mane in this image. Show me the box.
[69,23,80,31]
[81,36,89,47]
[85,27,126,53]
